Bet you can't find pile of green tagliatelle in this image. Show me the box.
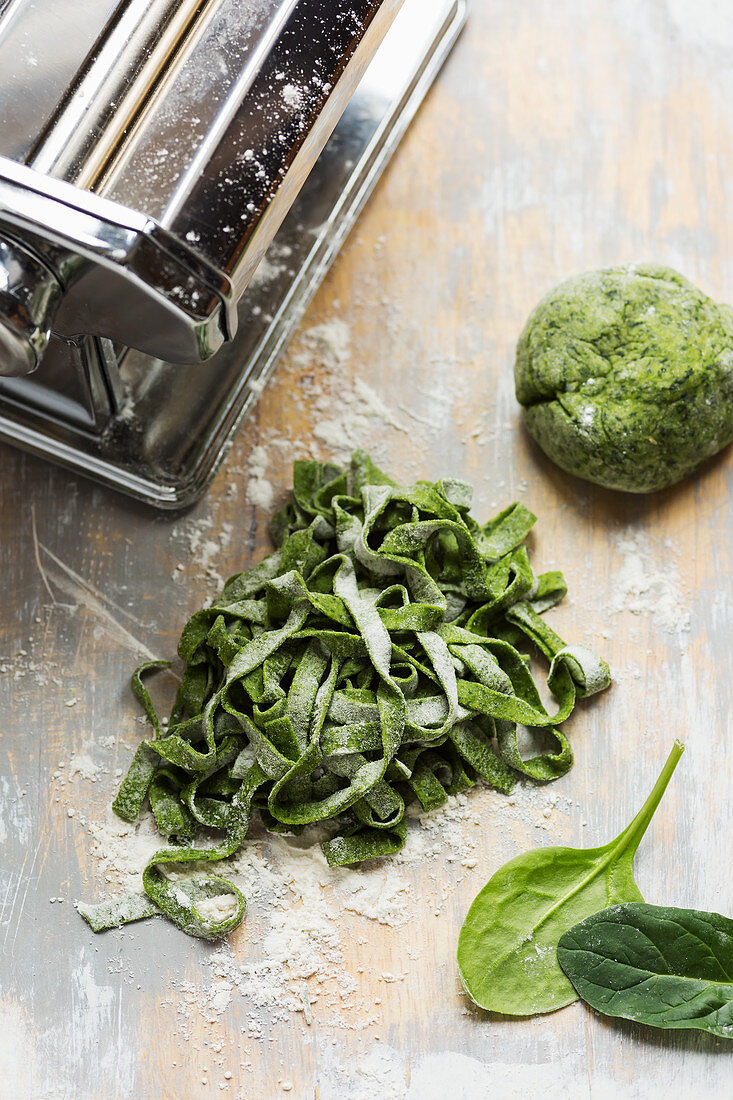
[79,452,610,940]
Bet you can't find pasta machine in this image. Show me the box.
[0,0,465,505]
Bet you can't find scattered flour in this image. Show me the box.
[317,1046,596,1100]
[281,83,304,109]
[68,753,101,783]
[62,706,585,1091]
[196,894,240,924]
[312,377,408,455]
[610,532,691,635]
[319,1045,408,1100]
[245,445,275,510]
[0,644,62,686]
[319,1044,714,1100]
[84,807,162,885]
[206,313,416,530]
[69,772,577,1053]
[280,318,408,464]
[170,514,232,588]
[249,241,294,290]
[250,254,282,288]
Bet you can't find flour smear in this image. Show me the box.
[611,531,690,636]
[63,734,582,1093]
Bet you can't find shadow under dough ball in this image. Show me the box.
[514,263,733,492]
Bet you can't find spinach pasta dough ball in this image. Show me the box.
[514,263,733,492]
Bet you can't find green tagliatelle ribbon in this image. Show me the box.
[78,452,610,940]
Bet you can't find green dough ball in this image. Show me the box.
[514,263,733,492]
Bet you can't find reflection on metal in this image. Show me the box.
[0,0,401,370]
[0,0,123,163]
[0,237,62,375]
[28,0,215,188]
[0,0,465,505]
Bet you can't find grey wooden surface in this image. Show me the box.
[2,1,733,1096]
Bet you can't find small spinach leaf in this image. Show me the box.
[456,740,684,1016]
[558,902,733,1039]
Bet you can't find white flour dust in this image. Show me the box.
[55,716,588,1093]
[245,445,275,510]
[170,514,233,589]
[278,318,409,465]
[249,241,294,291]
[610,532,691,636]
[66,768,581,1039]
[159,800,480,1040]
[0,643,62,687]
[68,753,101,783]
[163,315,415,595]
[318,1047,595,1100]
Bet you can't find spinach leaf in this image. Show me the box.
[558,902,733,1039]
[456,740,684,1015]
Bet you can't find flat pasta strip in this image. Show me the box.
[79,452,610,940]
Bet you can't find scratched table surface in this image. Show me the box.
[2,2,733,1097]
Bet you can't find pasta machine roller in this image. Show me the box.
[0,0,464,505]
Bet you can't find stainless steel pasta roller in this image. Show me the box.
[0,0,465,506]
